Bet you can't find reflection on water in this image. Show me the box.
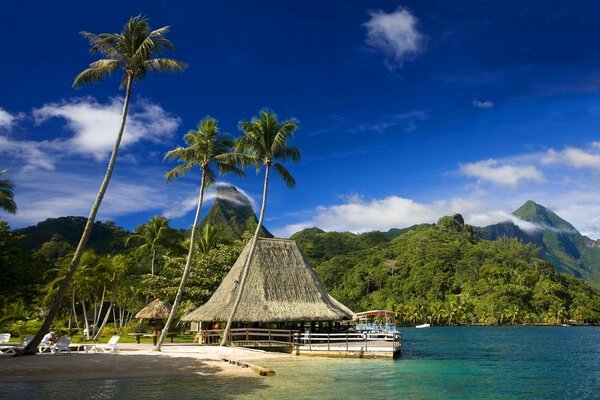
[2,327,600,400]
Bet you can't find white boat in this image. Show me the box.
[415,323,431,329]
[355,310,401,339]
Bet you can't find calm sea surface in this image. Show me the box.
[2,327,599,399]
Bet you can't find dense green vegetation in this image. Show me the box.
[476,201,600,285]
[0,217,244,340]
[302,214,600,325]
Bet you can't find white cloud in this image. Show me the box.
[472,100,494,109]
[3,169,170,226]
[0,135,61,171]
[541,147,600,170]
[364,7,425,67]
[460,159,544,187]
[32,97,180,161]
[163,182,258,219]
[0,108,16,128]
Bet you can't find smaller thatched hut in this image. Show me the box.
[135,299,172,345]
[182,238,354,332]
[135,299,171,320]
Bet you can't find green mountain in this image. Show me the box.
[199,185,272,242]
[298,215,600,324]
[16,216,129,255]
[476,201,600,285]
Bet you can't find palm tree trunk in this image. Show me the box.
[221,163,270,346]
[19,76,134,356]
[71,289,82,334]
[93,302,113,340]
[156,171,207,351]
[151,247,156,276]
[82,300,90,340]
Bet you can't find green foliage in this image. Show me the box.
[199,186,272,242]
[476,201,600,286]
[306,217,600,325]
[17,217,129,255]
[0,170,17,214]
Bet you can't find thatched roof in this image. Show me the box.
[135,299,171,320]
[182,238,355,323]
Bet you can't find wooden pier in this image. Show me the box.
[195,328,401,359]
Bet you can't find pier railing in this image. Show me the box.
[196,328,296,345]
[292,331,401,353]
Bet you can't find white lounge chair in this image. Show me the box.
[45,336,72,354]
[0,333,10,344]
[1,336,32,354]
[95,335,120,353]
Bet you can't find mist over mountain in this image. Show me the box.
[199,185,273,242]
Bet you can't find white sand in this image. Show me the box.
[0,343,291,383]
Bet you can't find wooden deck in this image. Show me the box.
[195,328,401,359]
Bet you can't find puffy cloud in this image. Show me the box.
[541,147,600,170]
[32,97,180,161]
[0,108,16,128]
[472,100,494,109]
[460,159,544,187]
[364,7,425,67]
[0,97,181,171]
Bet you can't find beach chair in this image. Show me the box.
[95,335,120,353]
[47,336,72,354]
[1,336,33,354]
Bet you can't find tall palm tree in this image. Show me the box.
[221,109,300,346]
[126,216,172,277]
[21,16,186,356]
[156,116,245,351]
[0,170,16,214]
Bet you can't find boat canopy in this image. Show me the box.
[356,310,396,318]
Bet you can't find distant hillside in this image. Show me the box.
[475,201,600,285]
[16,216,129,255]
[199,185,272,242]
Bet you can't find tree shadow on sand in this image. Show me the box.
[0,353,269,399]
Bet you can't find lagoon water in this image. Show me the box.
[2,327,600,399]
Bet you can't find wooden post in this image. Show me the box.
[246,329,249,342]
[327,333,330,351]
[346,332,348,351]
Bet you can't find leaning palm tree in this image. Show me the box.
[0,170,16,214]
[20,16,186,356]
[156,116,245,351]
[220,109,300,346]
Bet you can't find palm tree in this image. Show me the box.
[221,109,300,346]
[126,216,172,277]
[156,116,244,351]
[0,170,16,214]
[21,16,186,356]
[197,224,223,254]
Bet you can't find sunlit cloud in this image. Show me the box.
[364,7,425,68]
[32,97,180,161]
[460,159,544,187]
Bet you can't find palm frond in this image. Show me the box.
[73,64,118,87]
[273,163,296,188]
[144,58,187,73]
[165,163,193,181]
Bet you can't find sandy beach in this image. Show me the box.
[0,343,290,384]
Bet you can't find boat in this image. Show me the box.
[415,323,431,329]
[355,310,401,340]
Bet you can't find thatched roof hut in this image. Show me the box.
[135,299,172,320]
[182,238,355,323]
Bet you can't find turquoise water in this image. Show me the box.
[2,327,600,399]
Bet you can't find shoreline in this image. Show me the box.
[0,344,290,384]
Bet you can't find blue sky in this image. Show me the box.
[2,1,600,238]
